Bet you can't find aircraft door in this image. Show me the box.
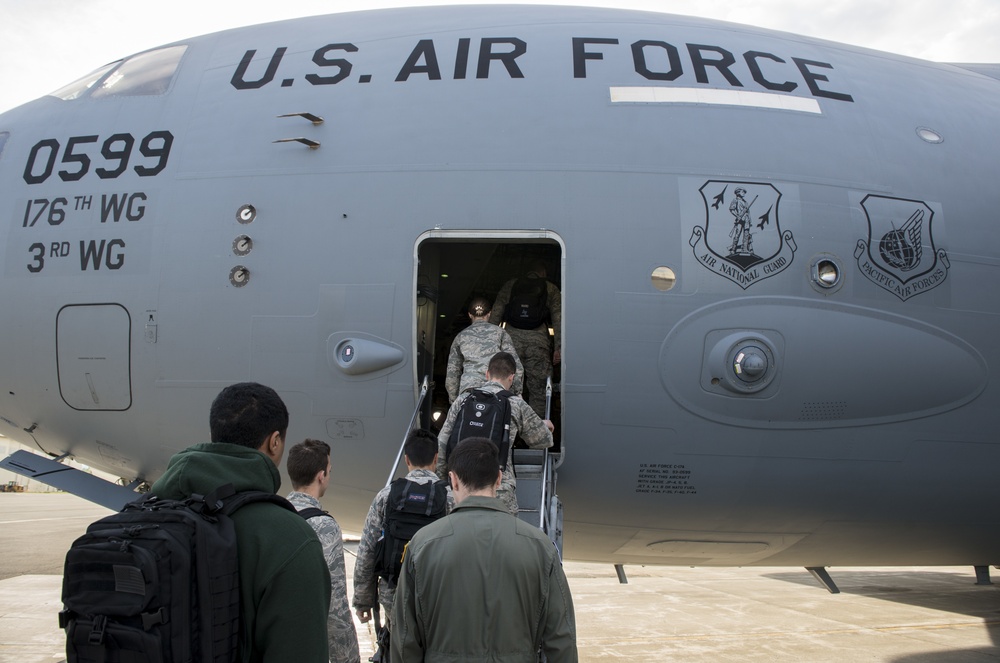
[415,234,563,449]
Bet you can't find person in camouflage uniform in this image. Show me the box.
[490,261,562,417]
[353,429,454,624]
[445,296,523,403]
[436,351,554,515]
[286,439,361,663]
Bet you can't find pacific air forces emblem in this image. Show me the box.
[690,181,796,289]
[854,194,949,300]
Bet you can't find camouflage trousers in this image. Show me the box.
[497,483,519,516]
[506,326,552,418]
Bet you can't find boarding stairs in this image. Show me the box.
[514,376,564,558]
[513,447,564,558]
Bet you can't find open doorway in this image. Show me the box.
[415,233,563,453]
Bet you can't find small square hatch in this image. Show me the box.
[57,304,132,411]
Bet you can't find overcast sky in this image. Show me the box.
[1,0,998,113]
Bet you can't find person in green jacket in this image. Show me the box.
[392,437,577,663]
[149,382,331,663]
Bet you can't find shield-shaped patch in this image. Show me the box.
[854,194,949,300]
[690,180,796,289]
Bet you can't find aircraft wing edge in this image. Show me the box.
[0,450,138,511]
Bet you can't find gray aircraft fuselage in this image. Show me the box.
[0,5,997,567]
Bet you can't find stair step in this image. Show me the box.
[516,476,542,511]
[511,449,546,466]
[517,509,540,524]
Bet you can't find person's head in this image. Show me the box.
[403,428,438,470]
[447,437,502,500]
[209,382,289,465]
[527,259,547,279]
[286,439,332,493]
[486,351,517,387]
[467,296,492,320]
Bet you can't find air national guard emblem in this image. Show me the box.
[854,194,949,300]
[690,181,796,289]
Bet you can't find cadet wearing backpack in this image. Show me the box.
[490,260,562,417]
[437,351,554,515]
[147,383,330,663]
[353,429,453,627]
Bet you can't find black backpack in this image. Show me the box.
[59,483,296,663]
[504,276,549,329]
[373,478,449,586]
[445,388,513,470]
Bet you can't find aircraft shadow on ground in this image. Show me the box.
[889,636,1000,663]
[764,569,1000,652]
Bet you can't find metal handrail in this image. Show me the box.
[384,375,430,488]
[544,375,553,421]
[539,451,550,530]
[539,376,554,530]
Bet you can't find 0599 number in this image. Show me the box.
[22,130,174,184]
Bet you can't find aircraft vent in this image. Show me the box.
[799,401,848,421]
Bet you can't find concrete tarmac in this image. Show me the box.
[1,493,998,662]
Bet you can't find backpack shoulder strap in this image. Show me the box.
[496,389,513,429]
[494,390,514,471]
[430,479,449,514]
[224,491,298,516]
[388,477,409,502]
[195,484,298,516]
[296,507,332,520]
